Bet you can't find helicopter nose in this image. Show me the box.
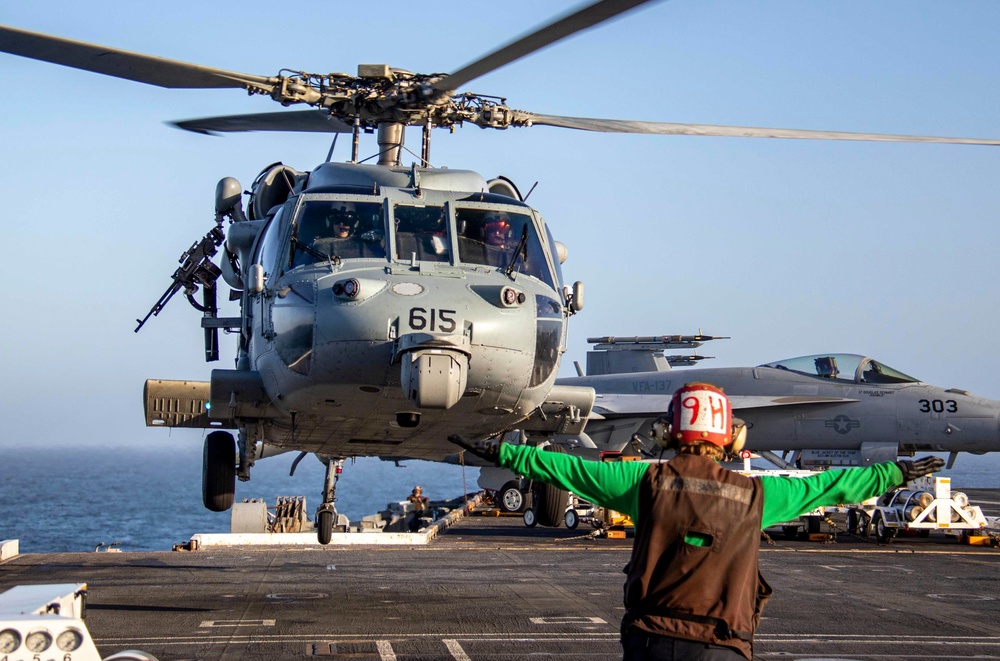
[398,335,471,410]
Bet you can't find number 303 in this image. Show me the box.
[919,399,957,413]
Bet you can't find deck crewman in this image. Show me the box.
[451,382,944,660]
[407,485,429,532]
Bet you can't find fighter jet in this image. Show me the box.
[556,335,1000,470]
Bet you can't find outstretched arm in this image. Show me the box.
[499,444,648,522]
[759,463,903,529]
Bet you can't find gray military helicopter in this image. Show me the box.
[4,0,1000,543]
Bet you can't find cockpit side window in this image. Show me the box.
[455,207,555,288]
[543,223,565,290]
[290,199,386,269]
[393,204,449,263]
[255,206,286,280]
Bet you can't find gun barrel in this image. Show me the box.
[135,281,182,332]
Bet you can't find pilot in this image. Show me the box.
[322,203,386,259]
[814,356,839,379]
[450,383,945,661]
[327,203,358,239]
[483,213,511,248]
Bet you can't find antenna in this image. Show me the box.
[325,134,339,162]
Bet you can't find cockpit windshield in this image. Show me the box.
[759,353,920,384]
[394,204,449,262]
[290,199,386,268]
[456,207,555,288]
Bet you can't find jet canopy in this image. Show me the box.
[759,353,919,385]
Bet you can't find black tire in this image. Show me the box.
[847,509,861,534]
[523,508,537,527]
[859,512,873,537]
[874,513,896,543]
[565,508,579,530]
[848,510,872,536]
[535,445,571,527]
[497,480,525,513]
[202,431,236,512]
[317,509,333,545]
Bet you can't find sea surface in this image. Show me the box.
[1,444,997,554]
[0,441,477,554]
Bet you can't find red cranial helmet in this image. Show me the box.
[670,382,732,447]
[651,383,747,452]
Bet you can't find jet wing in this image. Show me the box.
[592,393,858,417]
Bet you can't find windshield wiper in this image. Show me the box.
[291,236,335,264]
[504,226,529,278]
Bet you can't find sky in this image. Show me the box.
[1,0,999,457]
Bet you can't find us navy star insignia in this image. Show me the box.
[825,415,860,434]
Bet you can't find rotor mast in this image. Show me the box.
[376,122,404,167]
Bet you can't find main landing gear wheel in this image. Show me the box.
[498,480,525,513]
[535,445,571,527]
[202,431,236,512]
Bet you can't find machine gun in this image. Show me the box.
[135,221,226,361]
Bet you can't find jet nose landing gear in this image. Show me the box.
[316,457,346,544]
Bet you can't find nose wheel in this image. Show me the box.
[316,457,344,544]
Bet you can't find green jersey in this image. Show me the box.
[499,444,904,528]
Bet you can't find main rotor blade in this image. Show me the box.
[172,110,354,135]
[0,24,277,90]
[515,113,1000,146]
[430,0,657,94]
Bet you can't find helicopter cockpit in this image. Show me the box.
[267,193,558,289]
[455,207,555,286]
[394,204,450,262]
[759,353,920,385]
[290,199,387,268]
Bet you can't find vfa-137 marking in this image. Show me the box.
[3,1,999,542]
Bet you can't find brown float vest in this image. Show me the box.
[622,453,768,660]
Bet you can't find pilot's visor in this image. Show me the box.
[486,219,510,232]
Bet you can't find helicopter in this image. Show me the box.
[3,1,999,544]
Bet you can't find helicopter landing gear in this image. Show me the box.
[236,431,254,482]
[534,445,571,527]
[316,457,345,545]
[202,431,237,512]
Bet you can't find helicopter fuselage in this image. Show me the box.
[209,162,576,461]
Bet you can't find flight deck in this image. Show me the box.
[1,489,998,661]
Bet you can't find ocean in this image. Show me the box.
[1,443,997,554]
[0,440,476,554]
